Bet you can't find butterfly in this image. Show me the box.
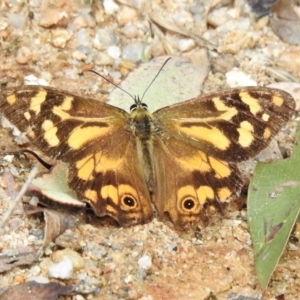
[0,82,295,227]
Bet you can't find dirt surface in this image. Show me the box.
[0,1,300,300]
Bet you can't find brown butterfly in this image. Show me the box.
[0,83,295,227]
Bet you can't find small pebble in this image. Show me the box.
[138,255,152,270]
[178,38,195,52]
[49,257,73,279]
[8,13,27,30]
[50,29,71,48]
[107,45,121,59]
[94,52,113,65]
[93,28,117,51]
[28,266,41,277]
[117,6,137,25]
[24,74,49,86]
[225,68,257,87]
[3,155,14,163]
[51,248,85,271]
[75,28,91,46]
[103,0,119,15]
[122,42,144,62]
[29,196,39,206]
[121,23,138,38]
[16,46,32,64]
[73,50,87,61]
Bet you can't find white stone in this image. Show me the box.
[138,255,152,270]
[122,42,144,62]
[48,257,73,279]
[29,196,39,206]
[103,0,119,15]
[3,155,14,163]
[178,38,196,52]
[107,45,121,59]
[24,74,49,86]
[225,68,257,87]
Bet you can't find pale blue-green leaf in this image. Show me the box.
[30,162,85,207]
[108,55,209,112]
[248,125,300,288]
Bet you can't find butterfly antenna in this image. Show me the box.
[88,69,136,102]
[140,57,171,102]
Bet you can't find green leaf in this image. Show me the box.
[248,124,300,288]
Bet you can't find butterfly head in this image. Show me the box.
[130,96,148,112]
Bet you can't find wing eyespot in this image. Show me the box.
[183,198,196,210]
[122,195,137,209]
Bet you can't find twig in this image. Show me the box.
[0,166,39,235]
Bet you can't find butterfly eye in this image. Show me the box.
[122,196,137,208]
[130,103,148,111]
[130,104,137,112]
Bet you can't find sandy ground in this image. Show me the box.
[0,1,300,299]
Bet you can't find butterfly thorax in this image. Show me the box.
[130,106,155,140]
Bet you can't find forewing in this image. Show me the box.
[154,87,295,162]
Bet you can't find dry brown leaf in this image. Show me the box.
[1,168,19,200]
[43,209,77,249]
[0,247,37,273]
[0,281,74,300]
[270,0,300,45]
[149,11,215,49]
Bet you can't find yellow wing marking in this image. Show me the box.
[263,127,271,139]
[262,113,270,122]
[6,94,17,105]
[85,189,98,203]
[197,186,214,204]
[212,97,238,120]
[30,90,47,115]
[272,95,284,107]
[59,96,73,110]
[68,126,109,150]
[101,185,118,205]
[237,121,254,148]
[177,125,231,150]
[27,130,35,138]
[76,154,96,181]
[24,112,31,120]
[217,187,231,201]
[42,120,60,147]
[208,157,231,178]
[76,151,124,181]
[95,155,123,172]
[177,150,209,171]
[239,92,262,116]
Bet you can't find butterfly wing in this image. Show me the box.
[151,136,243,226]
[154,87,295,161]
[0,86,153,225]
[152,87,295,226]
